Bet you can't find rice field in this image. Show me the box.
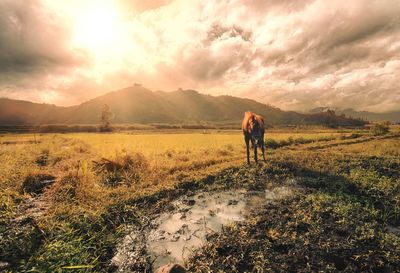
[0,127,399,272]
[0,129,349,159]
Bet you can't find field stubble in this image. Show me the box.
[0,127,399,272]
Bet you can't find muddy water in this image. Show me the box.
[112,187,292,270]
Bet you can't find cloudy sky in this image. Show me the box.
[0,0,399,112]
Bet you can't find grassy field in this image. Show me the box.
[0,127,399,272]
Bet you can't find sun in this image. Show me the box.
[72,2,125,58]
[43,0,151,76]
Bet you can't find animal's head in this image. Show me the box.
[250,115,262,144]
[249,114,258,131]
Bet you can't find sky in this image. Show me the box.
[0,0,399,112]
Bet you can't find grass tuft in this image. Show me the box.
[21,173,56,195]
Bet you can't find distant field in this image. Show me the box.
[0,129,351,155]
[0,129,351,190]
[0,128,369,197]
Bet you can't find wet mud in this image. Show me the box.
[112,187,292,271]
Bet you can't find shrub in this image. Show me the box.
[99,125,113,132]
[93,153,149,187]
[50,174,80,202]
[265,139,279,149]
[371,123,389,136]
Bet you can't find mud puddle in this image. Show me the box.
[112,187,292,271]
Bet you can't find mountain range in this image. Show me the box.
[309,107,400,122]
[0,86,368,127]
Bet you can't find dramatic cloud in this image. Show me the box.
[0,1,84,74]
[0,0,399,112]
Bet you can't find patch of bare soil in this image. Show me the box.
[0,195,48,270]
[0,176,54,270]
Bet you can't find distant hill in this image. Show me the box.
[0,86,366,127]
[309,107,400,122]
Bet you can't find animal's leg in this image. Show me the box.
[261,133,266,161]
[254,141,258,163]
[250,138,254,149]
[245,135,250,164]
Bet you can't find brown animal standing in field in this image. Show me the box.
[242,111,266,164]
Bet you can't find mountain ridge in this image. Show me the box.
[0,86,367,127]
[309,107,400,122]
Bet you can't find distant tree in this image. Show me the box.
[100,104,113,132]
[326,109,336,115]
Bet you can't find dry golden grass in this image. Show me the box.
[0,129,348,215]
[0,128,363,222]
[1,126,398,271]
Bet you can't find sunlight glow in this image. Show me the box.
[72,2,126,59]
